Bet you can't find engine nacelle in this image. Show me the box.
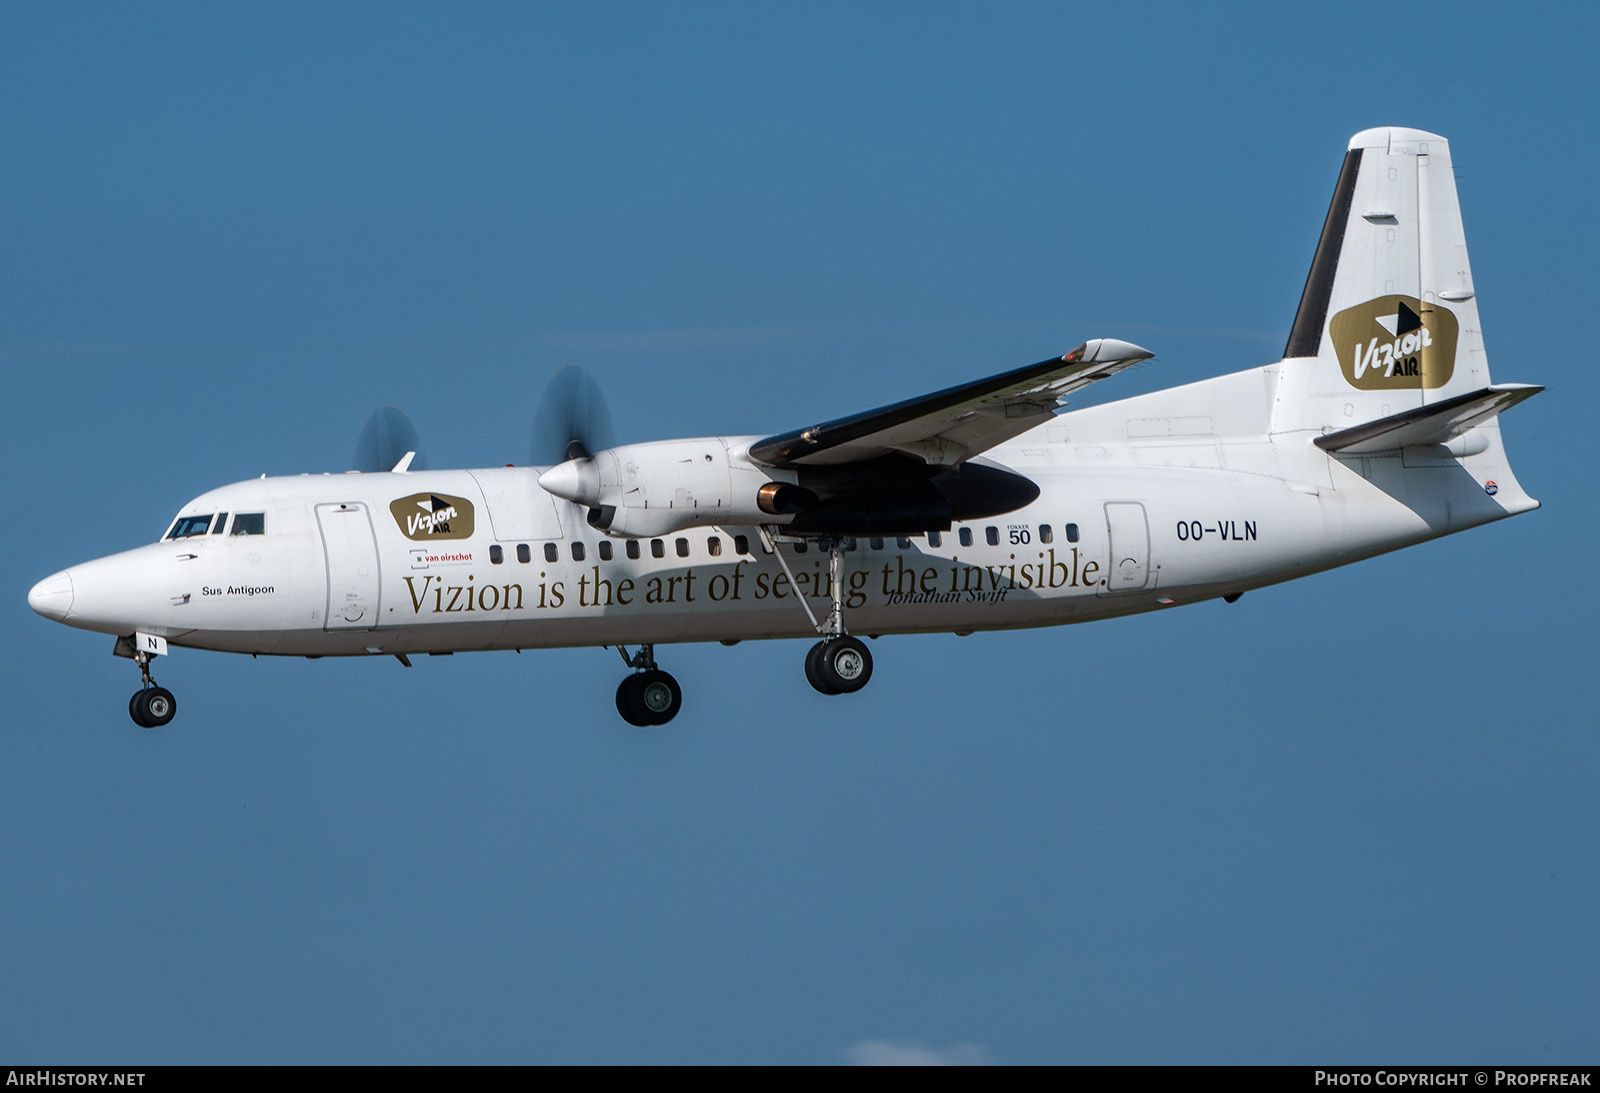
[539,438,796,538]
[538,437,1041,538]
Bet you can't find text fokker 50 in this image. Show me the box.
[29,128,1541,727]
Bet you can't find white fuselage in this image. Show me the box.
[29,363,1537,658]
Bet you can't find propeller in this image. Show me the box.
[531,364,615,467]
[352,404,427,473]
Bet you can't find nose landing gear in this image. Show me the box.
[128,650,177,728]
[613,644,682,727]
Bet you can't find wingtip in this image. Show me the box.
[1072,338,1155,364]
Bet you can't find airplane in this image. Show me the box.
[28,127,1541,728]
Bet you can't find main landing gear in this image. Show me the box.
[613,643,682,727]
[604,532,875,723]
[766,531,875,697]
[129,650,177,729]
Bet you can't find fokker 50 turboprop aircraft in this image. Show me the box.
[29,128,1541,728]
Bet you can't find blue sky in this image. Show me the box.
[3,1,1595,1064]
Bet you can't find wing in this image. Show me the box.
[747,338,1154,468]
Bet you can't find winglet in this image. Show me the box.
[391,450,416,473]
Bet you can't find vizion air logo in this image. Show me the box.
[1330,294,1458,390]
[389,492,475,541]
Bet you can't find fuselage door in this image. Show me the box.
[1102,501,1151,593]
[316,502,381,629]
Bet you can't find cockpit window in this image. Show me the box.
[166,514,214,539]
[211,512,229,534]
[231,513,266,536]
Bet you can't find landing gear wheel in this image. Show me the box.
[635,669,681,725]
[130,687,176,728]
[809,636,872,695]
[615,670,681,726]
[805,641,839,695]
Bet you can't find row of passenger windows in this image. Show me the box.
[164,512,267,539]
[489,535,750,565]
[488,524,1080,565]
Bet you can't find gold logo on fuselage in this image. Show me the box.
[389,493,475,541]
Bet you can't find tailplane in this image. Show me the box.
[1312,382,1542,454]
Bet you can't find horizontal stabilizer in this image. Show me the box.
[1313,383,1542,454]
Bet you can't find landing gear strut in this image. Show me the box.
[128,650,177,729]
[765,530,875,697]
[612,644,682,727]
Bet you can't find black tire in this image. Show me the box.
[615,675,651,727]
[816,636,872,694]
[804,641,839,695]
[635,669,682,726]
[130,687,176,728]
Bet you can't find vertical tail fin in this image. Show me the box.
[1271,128,1490,434]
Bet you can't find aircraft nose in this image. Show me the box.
[28,570,74,621]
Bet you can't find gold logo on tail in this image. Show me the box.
[1330,295,1457,390]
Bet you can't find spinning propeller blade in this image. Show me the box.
[353,404,427,473]
[531,364,615,466]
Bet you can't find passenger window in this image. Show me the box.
[707,536,721,557]
[651,539,665,559]
[571,542,586,561]
[1065,523,1080,543]
[675,538,689,558]
[734,535,749,555]
[599,541,613,561]
[986,526,999,546]
[1039,524,1053,544]
[958,528,972,547]
[232,513,266,536]
[626,540,641,560]
[167,514,214,539]
[795,542,807,554]
[544,543,558,563]
[490,545,503,565]
[842,536,857,552]
[896,536,911,549]
[869,537,884,551]
[517,544,531,564]
[927,531,941,548]
[212,513,228,535]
